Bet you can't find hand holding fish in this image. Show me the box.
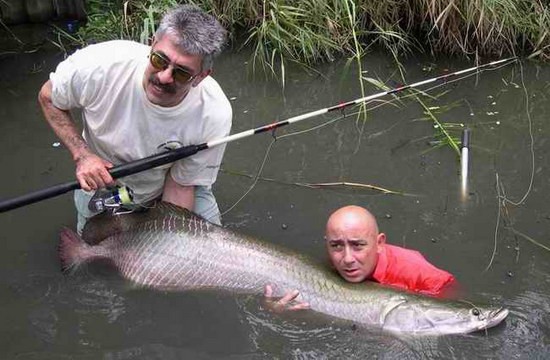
[263,285,310,313]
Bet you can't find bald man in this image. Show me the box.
[265,205,455,312]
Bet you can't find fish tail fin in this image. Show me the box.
[58,227,95,272]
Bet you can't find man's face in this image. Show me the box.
[143,35,210,107]
[325,217,385,283]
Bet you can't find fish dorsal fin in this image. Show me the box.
[82,201,207,245]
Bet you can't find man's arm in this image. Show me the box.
[411,253,456,297]
[162,173,195,210]
[418,273,458,298]
[38,80,114,191]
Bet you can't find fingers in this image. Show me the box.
[77,169,108,190]
[76,154,115,190]
[263,286,308,313]
[98,167,115,187]
[279,290,300,305]
[80,177,94,192]
[101,159,114,169]
[279,291,309,310]
[288,302,310,311]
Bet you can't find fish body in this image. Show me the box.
[59,202,508,335]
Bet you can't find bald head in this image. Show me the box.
[325,206,386,282]
[325,205,380,238]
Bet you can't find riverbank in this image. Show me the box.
[2,1,548,77]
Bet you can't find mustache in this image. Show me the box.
[148,74,177,94]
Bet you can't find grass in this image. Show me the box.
[43,0,532,158]
[62,0,548,79]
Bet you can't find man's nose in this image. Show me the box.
[343,246,354,263]
[157,67,174,84]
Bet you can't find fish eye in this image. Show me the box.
[471,308,480,316]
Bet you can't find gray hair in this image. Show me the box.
[155,5,227,70]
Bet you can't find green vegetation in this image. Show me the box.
[76,0,549,72]
[60,0,531,158]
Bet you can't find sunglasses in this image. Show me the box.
[149,51,196,84]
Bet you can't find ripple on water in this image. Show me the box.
[74,280,126,323]
[232,287,550,359]
[27,305,59,344]
[235,296,457,359]
[499,290,550,354]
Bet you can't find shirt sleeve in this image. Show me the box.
[49,47,105,110]
[169,104,232,186]
[169,143,228,186]
[376,245,456,297]
[415,258,456,296]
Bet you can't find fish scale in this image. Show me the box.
[59,202,509,335]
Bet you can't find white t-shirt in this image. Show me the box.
[49,40,232,203]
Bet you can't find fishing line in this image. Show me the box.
[221,138,278,217]
[221,60,518,216]
[498,60,535,206]
[222,106,382,216]
[484,173,503,272]
[485,60,537,271]
[220,108,364,216]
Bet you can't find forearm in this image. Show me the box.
[38,80,114,191]
[162,173,195,210]
[38,80,91,162]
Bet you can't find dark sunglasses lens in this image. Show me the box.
[150,51,194,83]
[173,69,193,83]
[150,52,168,70]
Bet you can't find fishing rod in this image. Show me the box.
[0,57,517,213]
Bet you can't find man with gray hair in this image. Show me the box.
[38,5,231,232]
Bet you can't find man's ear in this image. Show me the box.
[192,69,212,87]
[377,233,386,249]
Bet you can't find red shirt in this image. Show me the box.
[371,244,455,296]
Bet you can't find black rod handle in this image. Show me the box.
[0,144,205,213]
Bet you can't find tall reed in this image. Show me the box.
[76,0,549,74]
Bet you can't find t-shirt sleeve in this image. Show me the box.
[169,103,232,186]
[415,258,455,296]
[49,47,105,110]
[374,245,455,296]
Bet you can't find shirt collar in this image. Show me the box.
[371,246,388,283]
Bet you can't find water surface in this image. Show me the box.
[1,36,549,359]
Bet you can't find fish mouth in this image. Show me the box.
[484,307,510,329]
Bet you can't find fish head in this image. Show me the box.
[381,297,509,335]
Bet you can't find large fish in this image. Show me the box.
[59,202,509,336]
